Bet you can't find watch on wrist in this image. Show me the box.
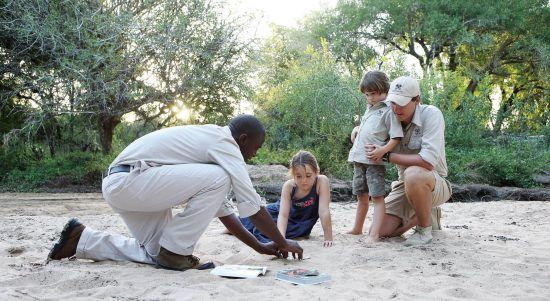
[382,152,391,162]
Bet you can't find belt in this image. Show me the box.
[106,164,133,177]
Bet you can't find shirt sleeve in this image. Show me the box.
[215,198,235,217]
[418,107,445,167]
[385,110,404,139]
[207,133,265,218]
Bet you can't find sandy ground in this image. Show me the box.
[0,193,549,300]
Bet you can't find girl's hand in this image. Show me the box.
[323,240,333,247]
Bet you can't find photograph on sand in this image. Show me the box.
[1,0,548,300]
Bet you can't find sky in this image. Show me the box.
[235,0,338,38]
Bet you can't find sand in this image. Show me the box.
[0,193,549,300]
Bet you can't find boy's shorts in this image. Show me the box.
[385,170,452,226]
[352,162,386,197]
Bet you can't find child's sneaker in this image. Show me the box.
[404,226,433,246]
[431,207,442,230]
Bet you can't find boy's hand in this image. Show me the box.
[365,144,385,162]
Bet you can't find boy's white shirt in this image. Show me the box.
[348,101,403,165]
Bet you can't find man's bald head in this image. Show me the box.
[228,114,265,161]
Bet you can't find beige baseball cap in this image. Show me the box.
[386,76,420,106]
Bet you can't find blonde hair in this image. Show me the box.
[289,150,319,177]
[359,71,390,94]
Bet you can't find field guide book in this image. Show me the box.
[210,265,267,278]
[275,268,331,285]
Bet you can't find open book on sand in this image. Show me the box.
[275,268,331,285]
[210,265,267,278]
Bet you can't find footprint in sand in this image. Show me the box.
[7,246,25,256]
[445,287,476,299]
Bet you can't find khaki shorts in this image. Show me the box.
[385,170,452,225]
[352,163,386,197]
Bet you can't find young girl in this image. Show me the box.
[240,150,333,247]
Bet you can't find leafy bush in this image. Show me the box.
[255,44,364,179]
[422,71,493,148]
[0,151,114,192]
[447,141,549,187]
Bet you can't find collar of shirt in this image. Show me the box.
[222,126,238,146]
[368,101,387,110]
[410,104,425,127]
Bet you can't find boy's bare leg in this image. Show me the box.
[347,193,369,235]
[367,196,385,241]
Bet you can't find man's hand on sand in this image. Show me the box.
[257,241,278,256]
[276,239,303,260]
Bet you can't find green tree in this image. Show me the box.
[308,0,549,134]
[1,0,254,154]
[256,43,364,177]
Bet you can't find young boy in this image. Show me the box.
[346,71,403,241]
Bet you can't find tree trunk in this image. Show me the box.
[455,78,478,111]
[46,135,56,158]
[98,114,121,154]
[448,45,457,71]
[493,87,519,135]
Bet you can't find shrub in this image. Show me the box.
[446,141,549,187]
[0,151,114,192]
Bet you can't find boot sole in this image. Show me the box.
[47,218,82,261]
[155,260,215,271]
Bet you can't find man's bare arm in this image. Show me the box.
[249,207,303,259]
[388,152,433,170]
[219,213,277,255]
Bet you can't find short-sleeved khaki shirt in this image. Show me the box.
[394,104,448,179]
[110,125,264,218]
[348,102,403,165]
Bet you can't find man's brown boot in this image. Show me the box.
[155,247,213,271]
[47,218,85,261]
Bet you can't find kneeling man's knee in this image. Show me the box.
[403,166,433,187]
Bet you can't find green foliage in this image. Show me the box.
[250,148,298,166]
[0,151,114,192]
[447,141,549,188]
[255,43,364,178]
[421,71,493,148]
[1,0,255,154]
[1,0,548,191]
[308,0,549,134]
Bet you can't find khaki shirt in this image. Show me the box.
[394,104,448,179]
[110,125,264,218]
[348,102,403,165]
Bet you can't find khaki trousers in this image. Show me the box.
[76,164,231,263]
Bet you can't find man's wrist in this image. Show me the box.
[382,152,391,162]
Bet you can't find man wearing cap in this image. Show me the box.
[366,76,452,246]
